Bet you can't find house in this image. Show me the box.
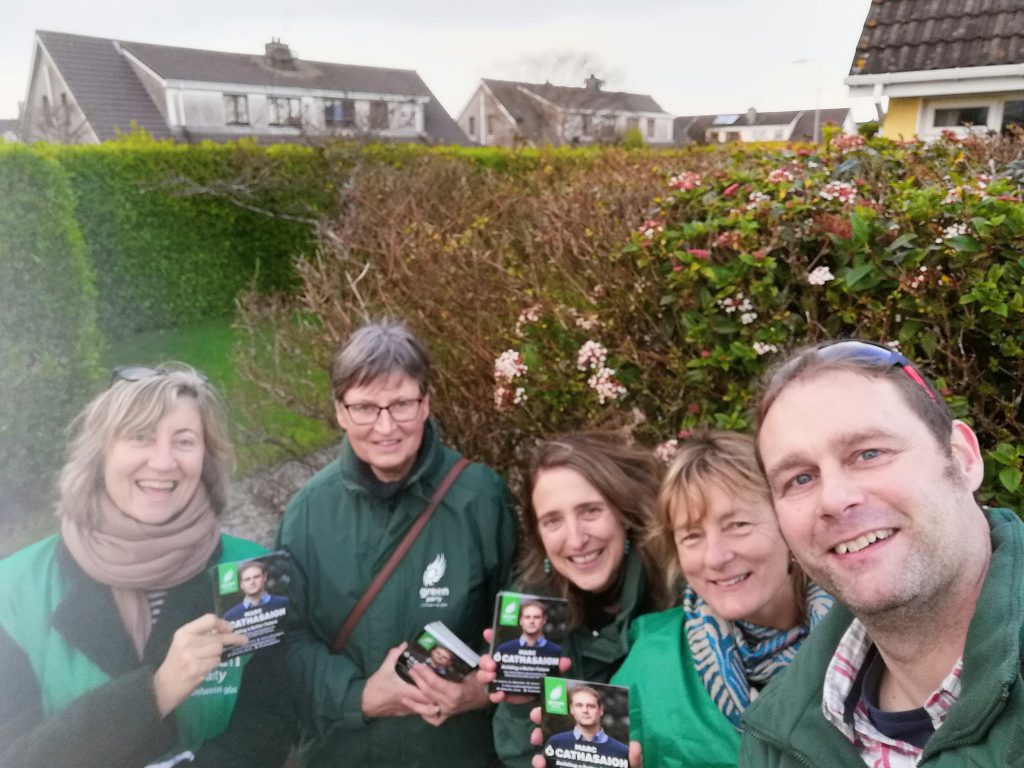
[0,119,19,142]
[674,107,856,146]
[457,76,674,147]
[21,30,467,145]
[845,0,1024,139]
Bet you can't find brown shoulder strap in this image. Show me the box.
[330,457,471,655]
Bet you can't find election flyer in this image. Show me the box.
[489,592,568,696]
[211,550,291,660]
[395,620,480,684]
[541,678,630,768]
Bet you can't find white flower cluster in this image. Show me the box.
[577,340,608,372]
[717,292,757,325]
[752,341,779,356]
[807,266,835,285]
[936,222,968,243]
[577,340,627,404]
[569,308,600,332]
[746,191,771,209]
[654,439,679,463]
[818,181,856,204]
[514,305,541,337]
[906,264,942,290]
[493,349,528,411]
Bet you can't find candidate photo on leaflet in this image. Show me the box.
[0,364,293,768]
[476,433,668,768]
[277,318,517,768]
[223,560,289,622]
[545,686,628,762]
[495,601,563,659]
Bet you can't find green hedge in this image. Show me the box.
[0,145,103,523]
[41,137,331,336]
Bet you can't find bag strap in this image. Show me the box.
[330,456,471,654]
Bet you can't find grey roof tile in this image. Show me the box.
[483,78,668,117]
[850,0,1024,75]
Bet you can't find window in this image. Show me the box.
[1002,100,1024,131]
[268,96,301,127]
[369,101,389,130]
[933,106,988,128]
[582,113,592,135]
[626,116,640,131]
[468,115,476,136]
[646,118,656,139]
[324,98,354,128]
[224,94,249,125]
[486,115,495,135]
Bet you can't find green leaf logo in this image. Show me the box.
[499,594,521,627]
[544,677,568,715]
[217,563,238,595]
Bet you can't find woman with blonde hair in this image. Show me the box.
[0,365,291,767]
[610,430,832,767]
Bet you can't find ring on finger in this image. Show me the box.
[435,704,441,718]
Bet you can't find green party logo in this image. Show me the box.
[418,630,438,650]
[218,563,239,595]
[499,594,521,627]
[544,677,568,715]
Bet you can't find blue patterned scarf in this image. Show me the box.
[683,581,833,729]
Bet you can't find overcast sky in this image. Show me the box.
[2,0,876,122]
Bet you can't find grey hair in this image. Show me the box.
[57,363,233,524]
[329,318,431,401]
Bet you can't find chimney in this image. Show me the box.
[746,107,758,125]
[265,38,294,68]
[584,74,604,92]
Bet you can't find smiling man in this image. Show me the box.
[739,340,1024,767]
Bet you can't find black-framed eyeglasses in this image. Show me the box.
[815,340,938,402]
[341,397,424,425]
[110,365,209,386]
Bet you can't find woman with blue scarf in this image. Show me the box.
[611,431,832,767]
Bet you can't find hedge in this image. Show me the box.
[40,137,332,336]
[234,134,1024,512]
[0,144,103,523]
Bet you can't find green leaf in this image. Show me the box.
[947,235,983,253]
[999,467,1021,493]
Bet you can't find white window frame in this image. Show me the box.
[223,94,249,126]
[920,96,1000,139]
[268,96,302,127]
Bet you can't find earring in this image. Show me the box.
[623,538,632,555]
[543,558,551,575]
[787,555,795,575]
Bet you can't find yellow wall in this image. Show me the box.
[882,98,922,139]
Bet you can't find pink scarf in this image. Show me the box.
[61,485,219,658]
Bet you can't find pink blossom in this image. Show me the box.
[494,349,528,383]
[767,168,795,184]
[587,367,627,404]
[722,183,740,197]
[687,248,710,260]
[577,340,609,372]
[830,134,866,152]
[654,439,679,463]
[819,181,857,204]
[669,171,702,191]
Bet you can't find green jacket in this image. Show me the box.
[610,608,739,768]
[740,507,1024,768]
[493,550,652,768]
[0,532,280,768]
[278,421,517,768]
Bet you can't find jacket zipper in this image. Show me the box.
[743,725,818,768]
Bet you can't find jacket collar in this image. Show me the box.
[742,507,1024,764]
[337,418,442,498]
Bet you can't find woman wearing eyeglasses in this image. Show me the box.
[0,364,293,768]
[276,319,517,768]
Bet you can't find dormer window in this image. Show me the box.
[224,94,250,125]
[269,96,302,127]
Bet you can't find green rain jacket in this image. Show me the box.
[278,420,517,767]
[740,507,1024,768]
[493,550,653,768]
[0,532,287,768]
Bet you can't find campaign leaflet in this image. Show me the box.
[395,621,480,684]
[211,551,290,661]
[489,592,568,696]
[541,678,630,768]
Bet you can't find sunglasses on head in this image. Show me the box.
[110,366,209,386]
[814,340,938,402]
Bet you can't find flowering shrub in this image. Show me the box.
[235,136,1023,510]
